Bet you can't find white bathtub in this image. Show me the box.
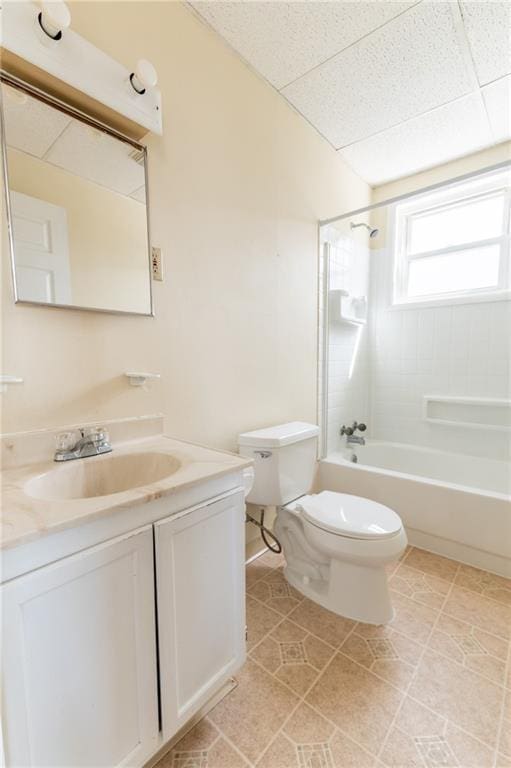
[318,441,511,577]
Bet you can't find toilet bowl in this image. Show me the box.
[275,491,407,624]
[238,422,407,625]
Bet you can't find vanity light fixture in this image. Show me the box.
[129,59,158,95]
[125,372,161,387]
[37,1,71,41]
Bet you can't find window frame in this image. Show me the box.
[392,171,511,307]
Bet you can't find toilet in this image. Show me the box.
[238,422,407,624]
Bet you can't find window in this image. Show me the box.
[392,170,511,305]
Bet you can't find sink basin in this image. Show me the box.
[25,452,182,501]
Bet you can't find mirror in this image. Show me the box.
[1,77,153,316]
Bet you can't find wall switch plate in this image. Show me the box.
[151,247,163,281]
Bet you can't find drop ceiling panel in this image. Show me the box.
[483,76,511,145]
[130,185,147,204]
[340,93,492,186]
[45,122,145,195]
[191,0,416,89]
[281,1,475,149]
[460,1,511,86]
[2,84,71,158]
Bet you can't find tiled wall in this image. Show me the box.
[369,246,511,460]
[322,228,510,461]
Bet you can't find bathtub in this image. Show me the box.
[318,441,511,578]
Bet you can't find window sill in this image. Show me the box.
[389,289,511,311]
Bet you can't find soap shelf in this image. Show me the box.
[0,375,23,393]
[329,289,367,326]
[423,395,511,432]
[125,372,161,387]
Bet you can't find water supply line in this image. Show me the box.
[246,508,282,554]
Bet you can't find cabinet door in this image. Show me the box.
[2,526,159,768]
[155,492,246,739]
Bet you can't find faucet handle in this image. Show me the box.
[340,425,354,436]
[355,422,367,432]
[55,431,77,452]
[83,426,109,444]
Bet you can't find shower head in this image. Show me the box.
[351,221,380,239]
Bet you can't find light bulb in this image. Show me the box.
[130,59,158,94]
[39,1,71,39]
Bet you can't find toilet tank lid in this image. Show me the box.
[238,422,319,448]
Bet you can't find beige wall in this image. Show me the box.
[1,1,370,449]
[7,148,149,312]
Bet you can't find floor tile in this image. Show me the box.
[443,585,511,640]
[428,612,509,685]
[329,729,376,767]
[256,732,298,768]
[387,590,439,644]
[283,702,335,744]
[341,625,423,690]
[381,696,494,768]
[288,597,356,648]
[306,652,403,755]
[403,548,459,582]
[248,568,303,616]
[250,619,335,696]
[246,594,282,650]
[208,659,299,764]
[156,717,248,768]
[390,563,452,610]
[499,690,511,758]
[408,649,504,747]
[246,550,281,588]
[455,564,511,607]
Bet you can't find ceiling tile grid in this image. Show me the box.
[191,0,511,184]
[45,121,145,195]
[459,1,511,86]
[482,75,511,146]
[3,84,71,158]
[340,91,493,185]
[281,1,476,148]
[191,0,416,89]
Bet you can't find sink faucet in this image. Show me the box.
[54,427,112,462]
[340,421,367,447]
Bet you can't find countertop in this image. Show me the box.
[1,435,252,551]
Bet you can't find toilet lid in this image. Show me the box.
[298,491,402,540]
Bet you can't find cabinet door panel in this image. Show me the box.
[2,527,159,768]
[155,492,245,739]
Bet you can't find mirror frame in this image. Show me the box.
[0,71,155,317]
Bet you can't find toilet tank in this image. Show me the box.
[238,422,319,506]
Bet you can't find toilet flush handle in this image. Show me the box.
[254,450,272,459]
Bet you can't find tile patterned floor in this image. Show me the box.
[156,547,511,768]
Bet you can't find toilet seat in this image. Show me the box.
[297,491,402,540]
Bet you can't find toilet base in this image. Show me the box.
[284,558,394,625]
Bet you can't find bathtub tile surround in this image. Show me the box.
[370,248,511,462]
[158,546,511,768]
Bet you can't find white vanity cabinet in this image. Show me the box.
[1,479,247,768]
[1,526,159,768]
[155,491,246,739]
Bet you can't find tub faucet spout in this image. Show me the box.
[340,421,367,447]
